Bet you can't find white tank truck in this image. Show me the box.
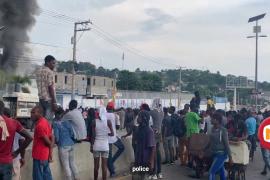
[2,79,39,128]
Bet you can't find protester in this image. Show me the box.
[106,102,125,177]
[133,110,156,180]
[36,55,57,122]
[121,116,138,157]
[169,106,182,162]
[258,113,270,177]
[174,109,187,166]
[209,113,233,180]
[206,96,215,111]
[183,104,190,115]
[244,109,257,160]
[91,107,114,180]
[199,111,206,133]
[31,106,54,180]
[12,132,25,180]
[0,101,32,180]
[124,108,135,133]
[150,99,164,179]
[161,107,174,165]
[190,91,201,113]
[185,105,201,167]
[53,107,79,180]
[86,108,96,141]
[205,108,215,134]
[115,112,121,130]
[63,100,87,141]
[257,111,264,123]
[226,114,248,142]
[3,108,26,180]
[185,106,201,139]
[119,108,126,130]
[216,109,227,127]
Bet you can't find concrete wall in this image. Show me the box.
[55,72,87,96]
[21,137,135,180]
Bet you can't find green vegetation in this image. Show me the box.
[10,75,31,85]
[56,61,270,104]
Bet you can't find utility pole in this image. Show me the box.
[122,52,125,70]
[71,20,91,100]
[233,88,237,111]
[178,66,185,109]
[247,13,267,112]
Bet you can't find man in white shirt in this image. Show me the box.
[106,102,125,177]
[63,100,87,141]
[205,109,214,134]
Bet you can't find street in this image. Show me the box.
[116,148,268,180]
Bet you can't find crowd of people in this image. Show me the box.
[1,55,270,180]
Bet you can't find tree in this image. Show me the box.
[55,60,270,103]
[140,73,162,91]
[10,75,31,85]
[10,75,32,93]
[117,71,139,90]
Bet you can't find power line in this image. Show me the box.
[92,29,176,67]
[77,31,85,43]
[38,8,178,68]
[90,23,178,67]
[15,39,70,49]
[36,20,72,27]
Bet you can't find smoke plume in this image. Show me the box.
[0,0,39,74]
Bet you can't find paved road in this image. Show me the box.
[115,148,269,180]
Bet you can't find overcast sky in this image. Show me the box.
[29,0,270,81]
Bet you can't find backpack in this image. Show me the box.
[171,114,186,137]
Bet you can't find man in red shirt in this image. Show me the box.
[0,101,32,180]
[31,106,54,180]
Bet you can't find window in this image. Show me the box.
[93,78,96,86]
[65,76,68,84]
[112,81,114,87]
[55,75,57,83]
[104,79,106,86]
[87,78,91,85]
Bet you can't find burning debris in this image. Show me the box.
[0,0,39,74]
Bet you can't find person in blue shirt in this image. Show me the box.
[243,109,257,160]
[53,107,80,180]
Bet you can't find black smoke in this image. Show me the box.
[0,0,39,73]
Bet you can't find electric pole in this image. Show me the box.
[178,66,185,109]
[122,52,125,70]
[71,20,91,100]
[247,13,267,112]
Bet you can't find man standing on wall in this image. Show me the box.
[36,55,57,122]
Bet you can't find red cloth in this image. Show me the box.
[0,116,23,164]
[32,117,52,160]
[107,101,115,109]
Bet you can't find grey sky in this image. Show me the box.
[29,0,270,81]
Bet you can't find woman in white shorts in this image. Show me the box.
[91,107,114,180]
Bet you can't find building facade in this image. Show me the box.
[54,72,116,98]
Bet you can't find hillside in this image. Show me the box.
[57,61,270,104]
